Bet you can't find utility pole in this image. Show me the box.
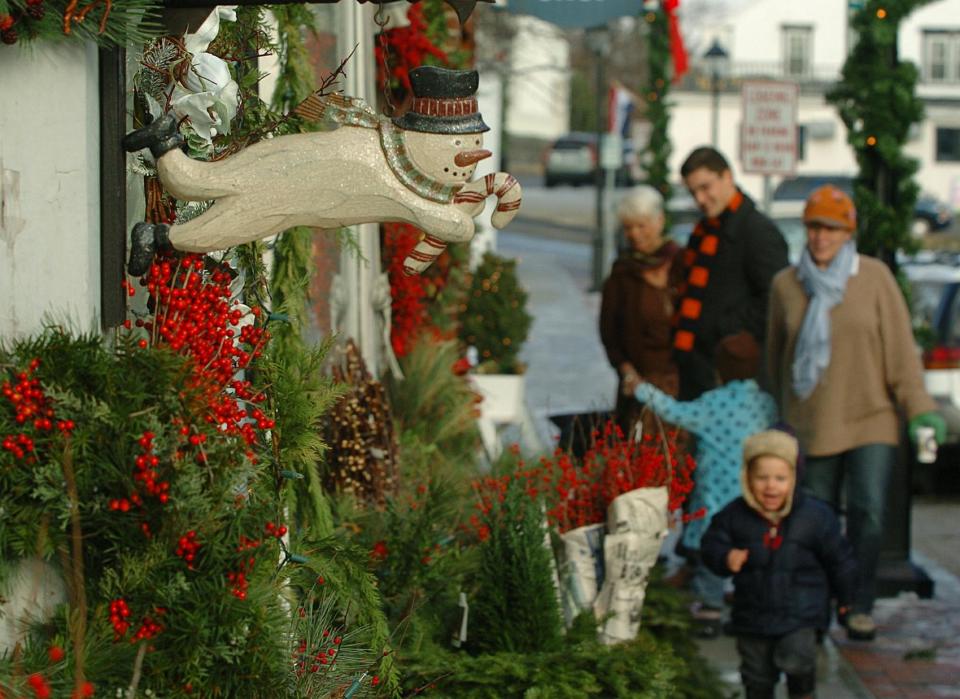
[586,26,611,291]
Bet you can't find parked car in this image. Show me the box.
[903,257,960,444]
[901,256,960,490]
[543,133,597,188]
[772,174,953,238]
[543,133,635,188]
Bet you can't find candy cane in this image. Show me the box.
[402,172,524,276]
[481,172,523,230]
[403,232,451,276]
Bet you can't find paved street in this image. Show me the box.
[499,184,960,698]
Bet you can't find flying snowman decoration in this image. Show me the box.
[123,66,522,277]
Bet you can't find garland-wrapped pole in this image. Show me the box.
[641,4,673,216]
[827,0,928,270]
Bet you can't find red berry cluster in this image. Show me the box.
[131,609,165,643]
[1,360,72,463]
[70,682,96,699]
[237,534,262,551]
[132,431,170,503]
[2,433,35,461]
[227,564,252,600]
[0,14,17,45]
[109,494,141,513]
[175,530,200,569]
[293,632,343,675]
[2,362,49,423]
[109,598,165,644]
[472,420,700,536]
[109,598,131,638]
[0,0,45,45]
[227,534,263,600]
[130,254,271,447]
[26,672,51,699]
[264,521,287,539]
[227,534,263,599]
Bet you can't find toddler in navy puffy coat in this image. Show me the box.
[701,429,857,699]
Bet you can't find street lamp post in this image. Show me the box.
[703,39,729,148]
[585,26,611,291]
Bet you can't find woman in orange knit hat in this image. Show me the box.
[765,184,945,641]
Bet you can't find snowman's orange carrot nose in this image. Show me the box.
[454,149,492,167]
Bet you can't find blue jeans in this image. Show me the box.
[690,559,726,609]
[801,443,895,614]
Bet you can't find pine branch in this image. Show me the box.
[60,437,88,693]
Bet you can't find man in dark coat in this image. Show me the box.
[701,429,858,699]
[674,147,789,400]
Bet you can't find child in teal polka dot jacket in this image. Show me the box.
[634,331,777,635]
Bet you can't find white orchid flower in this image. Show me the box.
[186,6,237,55]
[171,6,240,143]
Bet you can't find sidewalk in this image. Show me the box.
[499,229,960,699]
[828,504,960,699]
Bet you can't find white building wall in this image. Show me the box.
[505,16,569,139]
[721,0,847,68]
[0,44,101,339]
[901,0,960,206]
[906,105,960,207]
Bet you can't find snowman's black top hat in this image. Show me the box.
[392,66,490,135]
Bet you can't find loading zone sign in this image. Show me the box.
[740,80,799,175]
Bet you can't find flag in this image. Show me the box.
[607,83,635,137]
[663,0,689,83]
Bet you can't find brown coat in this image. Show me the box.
[599,250,681,430]
[766,255,936,456]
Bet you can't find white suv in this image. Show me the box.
[902,255,960,446]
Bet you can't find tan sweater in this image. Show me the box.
[766,255,936,456]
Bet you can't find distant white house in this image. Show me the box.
[668,0,960,209]
[503,15,571,140]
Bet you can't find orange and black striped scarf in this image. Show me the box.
[673,190,744,352]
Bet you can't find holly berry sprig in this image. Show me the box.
[1,358,73,464]
[1,0,47,46]
[123,253,272,449]
[175,530,200,569]
[108,598,165,644]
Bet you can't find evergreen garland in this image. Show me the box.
[641,6,673,209]
[0,0,162,48]
[265,338,342,537]
[269,3,318,116]
[0,329,290,696]
[827,0,928,267]
[402,618,684,698]
[458,252,532,375]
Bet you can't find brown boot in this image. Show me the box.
[845,613,877,641]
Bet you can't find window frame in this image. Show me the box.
[781,24,813,79]
[935,126,960,163]
[922,30,960,84]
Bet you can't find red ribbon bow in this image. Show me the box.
[763,525,783,550]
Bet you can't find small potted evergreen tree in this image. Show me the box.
[458,252,532,448]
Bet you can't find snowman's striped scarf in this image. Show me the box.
[378,121,461,204]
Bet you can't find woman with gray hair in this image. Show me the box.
[599,185,682,434]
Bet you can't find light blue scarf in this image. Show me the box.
[791,240,857,399]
